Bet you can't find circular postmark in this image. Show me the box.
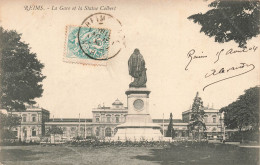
[78,13,125,60]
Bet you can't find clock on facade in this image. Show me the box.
[133,99,144,110]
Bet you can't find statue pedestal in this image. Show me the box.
[113,88,163,141]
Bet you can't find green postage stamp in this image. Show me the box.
[64,25,111,66]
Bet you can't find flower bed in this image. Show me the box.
[65,139,210,148]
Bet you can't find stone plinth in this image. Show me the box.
[113,88,163,141]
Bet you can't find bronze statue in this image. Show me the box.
[128,49,147,88]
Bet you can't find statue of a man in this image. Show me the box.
[128,49,147,88]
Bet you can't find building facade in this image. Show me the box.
[91,99,128,138]
[6,99,225,141]
[182,108,224,139]
[9,105,50,142]
[44,99,128,140]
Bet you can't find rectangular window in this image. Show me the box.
[96,117,100,122]
[32,130,36,136]
[116,116,119,123]
[32,116,36,122]
[213,118,216,123]
[23,116,26,122]
[24,130,27,137]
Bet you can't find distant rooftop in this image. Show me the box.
[25,104,48,111]
[97,106,111,109]
[182,108,220,114]
[152,119,183,123]
[47,118,184,124]
[25,104,42,109]
[112,99,123,105]
[49,118,92,122]
[93,99,126,111]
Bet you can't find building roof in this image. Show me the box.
[47,118,185,124]
[92,109,128,113]
[112,99,123,105]
[152,119,183,123]
[25,105,40,108]
[49,118,92,122]
[97,107,111,109]
[24,105,49,113]
[182,108,220,114]
[93,99,127,112]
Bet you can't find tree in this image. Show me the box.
[46,126,63,143]
[188,92,206,140]
[0,26,45,112]
[188,0,260,48]
[166,113,175,139]
[220,86,259,141]
[0,112,21,140]
[46,126,63,136]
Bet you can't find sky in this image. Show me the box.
[0,0,259,119]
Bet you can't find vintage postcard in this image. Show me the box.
[0,0,259,165]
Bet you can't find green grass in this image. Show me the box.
[0,144,258,165]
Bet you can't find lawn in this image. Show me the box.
[0,143,259,165]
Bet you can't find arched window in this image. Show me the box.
[105,127,112,137]
[71,127,76,131]
[86,128,92,137]
[22,115,27,122]
[95,127,100,136]
[115,115,120,123]
[32,128,36,136]
[31,116,36,122]
[181,131,186,137]
[23,127,27,137]
[95,115,100,122]
[13,128,18,137]
[212,115,217,123]
[106,115,111,123]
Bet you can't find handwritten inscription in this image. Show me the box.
[185,46,257,91]
[203,63,255,91]
[185,49,207,70]
[214,45,258,63]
